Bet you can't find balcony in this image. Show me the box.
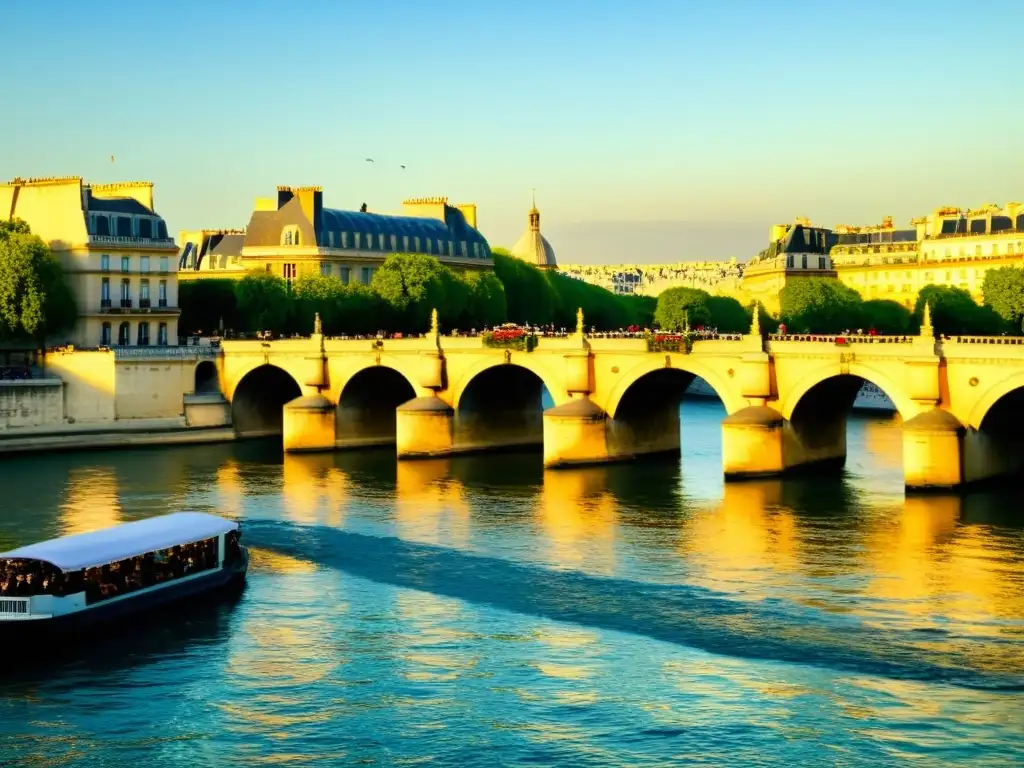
[139,298,151,309]
[100,298,112,309]
[158,299,168,308]
[120,298,133,309]
[88,235,176,250]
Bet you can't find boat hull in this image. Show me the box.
[0,551,248,643]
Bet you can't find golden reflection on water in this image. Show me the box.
[248,547,318,575]
[219,551,340,761]
[862,495,1024,634]
[534,468,619,575]
[214,462,245,519]
[394,590,474,684]
[280,454,348,527]
[394,460,470,548]
[857,413,905,470]
[679,481,802,597]
[59,467,122,536]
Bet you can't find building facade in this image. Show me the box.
[178,186,491,286]
[739,219,837,313]
[0,177,180,347]
[830,204,1024,306]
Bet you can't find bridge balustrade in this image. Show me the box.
[768,334,914,344]
[948,335,1024,345]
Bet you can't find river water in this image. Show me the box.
[0,399,1022,767]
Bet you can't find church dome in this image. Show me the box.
[510,201,557,268]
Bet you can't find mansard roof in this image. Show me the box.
[86,196,153,216]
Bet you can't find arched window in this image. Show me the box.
[100,322,111,346]
[281,226,300,246]
[118,322,130,346]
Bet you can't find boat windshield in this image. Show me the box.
[0,536,223,603]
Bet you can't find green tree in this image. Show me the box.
[779,278,862,334]
[619,294,656,327]
[179,278,237,334]
[982,266,1024,332]
[913,285,1006,336]
[705,295,750,333]
[371,253,453,331]
[292,273,347,334]
[458,270,507,328]
[491,251,557,325]
[860,299,912,334]
[0,218,77,343]
[654,287,711,330]
[337,283,390,334]
[234,271,291,333]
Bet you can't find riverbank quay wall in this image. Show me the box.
[0,346,232,454]
[6,331,1024,491]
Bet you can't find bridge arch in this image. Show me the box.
[194,360,220,394]
[450,357,566,411]
[231,364,302,435]
[452,361,558,452]
[780,362,918,422]
[967,371,1024,430]
[335,365,417,446]
[605,357,742,420]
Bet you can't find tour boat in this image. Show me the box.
[0,512,248,638]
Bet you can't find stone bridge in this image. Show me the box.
[205,313,1024,492]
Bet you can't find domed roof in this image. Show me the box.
[510,202,557,268]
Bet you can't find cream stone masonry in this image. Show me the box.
[0,176,181,348]
[10,312,1024,490]
[202,310,1024,492]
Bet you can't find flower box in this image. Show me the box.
[483,330,538,351]
[646,334,692,354]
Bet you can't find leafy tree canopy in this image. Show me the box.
[0,218,77,343]
[779,278,862,334]
[914,285,1006,336]
[982,266,1024,332]
[859,299,912,335]
[654,287,711,330]
[178,279,237,334]
[234,271,291,333]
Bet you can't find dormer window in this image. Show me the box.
[281,226,301,246]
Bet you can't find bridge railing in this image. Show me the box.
[944,335,1024,345]
[768,334,915,345]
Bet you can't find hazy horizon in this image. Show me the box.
[514,220,768,265]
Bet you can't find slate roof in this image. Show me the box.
[87,196,153,216]
[318,207,489,257]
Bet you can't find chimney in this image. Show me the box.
[295,186,323,231]
[277,185,294,209]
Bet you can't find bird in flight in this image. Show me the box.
[110,155,115,164]
[400,165,406,170]
[365,158,374,163]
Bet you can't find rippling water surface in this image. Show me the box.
[1,400,1023,766]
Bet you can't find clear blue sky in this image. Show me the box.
[2,0,1022,263]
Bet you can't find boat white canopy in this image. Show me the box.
[0,512,238,572]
